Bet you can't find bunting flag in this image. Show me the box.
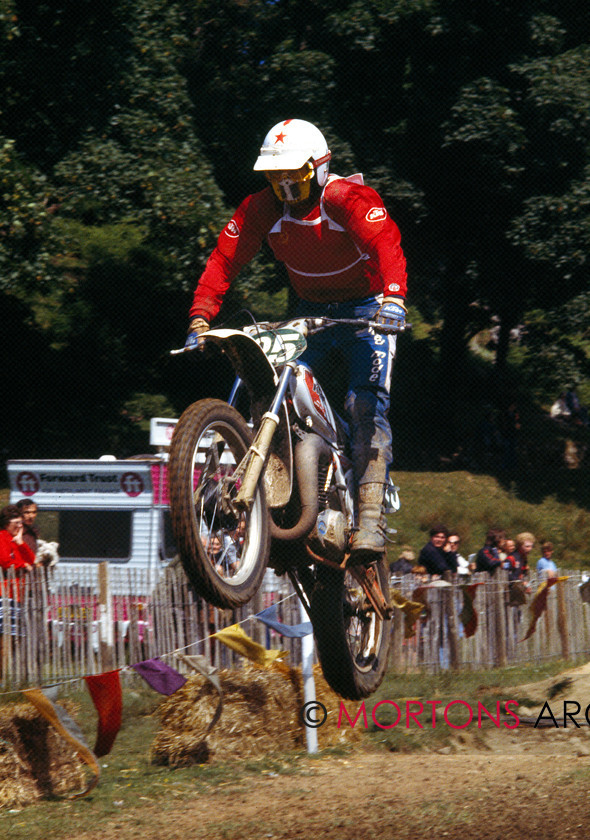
[84,670,123,758]
[411,586,432,622]
[459,582,485,638]
[22,687,100,798]
[175,653,223,734]
[255,604,313,638]
[131,657,187,696]
[390,589,426,638]
[213,623,289,668]
[521,576,570,642]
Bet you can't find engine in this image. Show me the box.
[307,508,348,562]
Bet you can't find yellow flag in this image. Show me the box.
[521,576,569,641]
[23,688,100,798]
[390,589,425,638]
[214,624,289,668]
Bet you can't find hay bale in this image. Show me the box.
[311,665,364,749]
[151,662,363,767]
[0,701,86,809]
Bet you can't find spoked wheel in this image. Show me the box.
[310,560,391,700]
[168,398,270,608]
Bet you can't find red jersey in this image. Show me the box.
[190,175,407,323]
[0,531,34,572]
[0,531,34,600]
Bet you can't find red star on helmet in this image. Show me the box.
[274,132,286,144]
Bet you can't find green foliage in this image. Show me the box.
[1,0,589,463]
[508,169,590,296]
[442,77,526,186]
[0,0,132,167]
[52,0,227,289]
[514,297,590,404]
[0,136,55,293]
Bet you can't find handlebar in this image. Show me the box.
[171,316,411,355]
[303,317,412,335]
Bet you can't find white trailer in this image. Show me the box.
[6,418,179,576]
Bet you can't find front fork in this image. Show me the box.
[233,362,296,510]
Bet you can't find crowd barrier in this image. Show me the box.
[1,564,589,689]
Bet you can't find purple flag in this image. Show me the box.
[132,657,187,695]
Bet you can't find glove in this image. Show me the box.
[185,317,209,348]
[374,297,407,332]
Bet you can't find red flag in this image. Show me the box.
[84,670,123,757]
[460,582,484,638]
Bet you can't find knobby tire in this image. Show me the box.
[310,560,391,700]
[168,399,270,608]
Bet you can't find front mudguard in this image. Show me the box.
[201,329,293,508]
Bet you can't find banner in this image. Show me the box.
[84,670,123,758]
[255,604,313,638]
[521,576,569,641]
[390,589,426,638]
[23,687,100,798]
[132,657,187,696]
[213,624,288,668]
[459,582,484,638]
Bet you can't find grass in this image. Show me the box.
[0,657,586,836]
[0,680,323,838]
[385,469,590,568]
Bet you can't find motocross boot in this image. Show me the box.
[348,482,387,566]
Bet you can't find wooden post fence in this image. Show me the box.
[1,565,590,689]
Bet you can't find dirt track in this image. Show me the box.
[71,731,590,840]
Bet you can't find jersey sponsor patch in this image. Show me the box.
[225,219,240,238]
[366,206,387,222]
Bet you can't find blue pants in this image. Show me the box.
[296,296,396,485]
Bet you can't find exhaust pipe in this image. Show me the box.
[270,433,331,542]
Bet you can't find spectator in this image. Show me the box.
[446,532,472,578]
[537,541,558,578]
[0,505,36,573]
[475,528,504,576]
[418,525,456,577]
[500,537,516,563]
[15,499,39,554]
[206,533,238,577]
[509,531,534,581]
[389,547,416,577]
[223,518,246,570]
[0,506,35,673]
[0,505,36,608]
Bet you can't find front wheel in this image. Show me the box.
[168,399,270,608]
[310,561,391,700]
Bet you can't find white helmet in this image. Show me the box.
[253,119,331,188]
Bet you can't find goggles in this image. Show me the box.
[264,162,315,203]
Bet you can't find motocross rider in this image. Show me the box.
[187,119,408,566]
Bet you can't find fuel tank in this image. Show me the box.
[290,363,340,445]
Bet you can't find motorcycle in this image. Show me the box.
[168,316,407,700]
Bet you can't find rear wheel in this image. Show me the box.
[310,560,391,700]
[168,399,270,608]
